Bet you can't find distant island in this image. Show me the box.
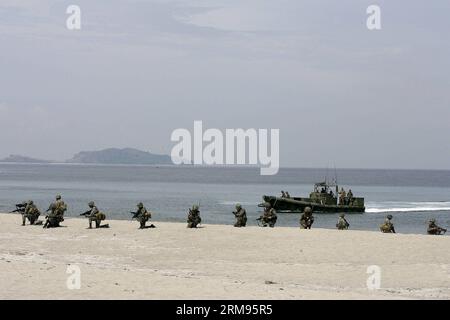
[67,148,172,165]
[0,148,173,165]
[0,154,51,164]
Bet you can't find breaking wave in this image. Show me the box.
[366,202,450,213]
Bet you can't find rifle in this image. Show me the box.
[256,216,264,227]
[344,218,350,228]
[10,208,25,214]
[80,210,92,217]
[9,203,27,213]
[130,211,139,220]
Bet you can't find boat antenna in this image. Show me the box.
[334,165,338,193]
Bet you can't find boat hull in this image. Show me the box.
[262,195,365,213]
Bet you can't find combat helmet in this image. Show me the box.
[339,213,345,217]
[304,207,312,214]
[264,202,271,208]
[88,201,95,207]
[387,214,393,220]
[235,203,242,209]
[137,202,144,208]
[28,200,34,205]
[192,204,199,211]
[56,194,62,200]
[429,218,436,223]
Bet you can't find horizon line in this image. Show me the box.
[0,161,450,172]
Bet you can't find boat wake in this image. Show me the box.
[366,201,450,213]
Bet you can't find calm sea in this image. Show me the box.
[0,163,449,235]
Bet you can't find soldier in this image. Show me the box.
[347,189,354,206]
[51,194,67,218]
[427,219,447,235]
[23,200,41,226]
[233,203,247,227]
[131,202,153,229]
[43,203,63,228]
[187,205,202,228]
[339,188,346,205]
[285,191,291,198]
[258,202,277,227]
[81,201,108,229]
[380,214,396,233]
[281,191,286,198]
[336,213,349,230]
[299,207,314,229]
[43,195,67,228]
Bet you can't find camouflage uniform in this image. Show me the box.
[43,195,66,228]
[233,204,247,227]
[427,219,447,235]
[339,188,346,205]
[44,203,62,228]
[259,203,277,227]
[300,207,314,229]
[134,202,151,229]
[347,189,354,205]
[23,200,40,225]
[85,202,106,229]
[187,205,201,228]
[54,195,67,218]
[380,215,396,233]
[336,213,349,230]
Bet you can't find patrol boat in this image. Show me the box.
[261,182,365,213]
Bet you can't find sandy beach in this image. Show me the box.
[0,213,449,300]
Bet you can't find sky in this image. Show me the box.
[0,0,449,169]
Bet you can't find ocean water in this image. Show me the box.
[0,163,449,235]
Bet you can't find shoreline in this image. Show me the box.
[3,212,447,236]
[0,213,449,299]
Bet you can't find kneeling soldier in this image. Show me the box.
[43,203,64,228]
[81,201,108,229]
[300,207,314,229]
[380,215,396,233]
[233,203,247,227]
[427,219,447,235]
[336,213,350,230]
[131,202,153,229]
[258,202,277,228]
[23,200,41,226]
[187,205,202,228]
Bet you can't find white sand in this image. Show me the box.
[0,213,449,300]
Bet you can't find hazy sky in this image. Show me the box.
[0,0,449,169]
